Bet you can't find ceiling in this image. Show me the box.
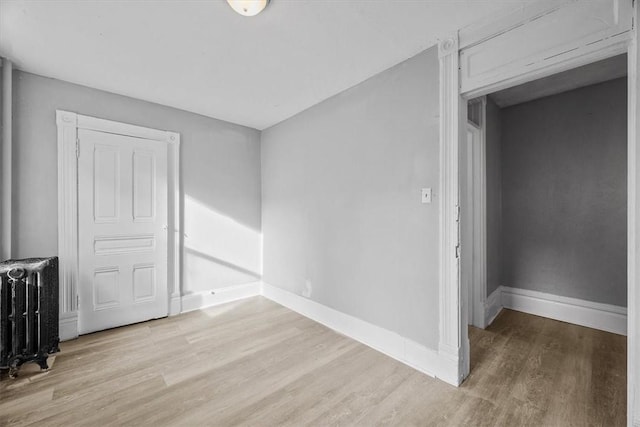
[490,53,628,108]
[1,0,537,130]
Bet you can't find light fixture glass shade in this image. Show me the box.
[226,0,270,17]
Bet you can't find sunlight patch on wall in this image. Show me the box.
[183,195,262,293]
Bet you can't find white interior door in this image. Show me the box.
[78,128,168,334]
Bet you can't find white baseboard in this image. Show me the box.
[181,281,262,313]
[261,282,458,386]
[484,286,503,327]
[500,286,627,336]
[169,293,182,316]
[59,314,78,341]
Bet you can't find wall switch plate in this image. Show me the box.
[421,188,432,204]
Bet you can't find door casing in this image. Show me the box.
[56,111,181,340]
[462,119,486,330]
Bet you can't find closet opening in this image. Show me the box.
[461,54,628,420]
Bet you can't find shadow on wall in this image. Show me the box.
[182,195,261,295]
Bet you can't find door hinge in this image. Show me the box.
[76,294,79,308]
[455,243,460,259]
[455,204,460,222]
[75,137,80,158]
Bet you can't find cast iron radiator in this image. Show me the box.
[0,257,60,378]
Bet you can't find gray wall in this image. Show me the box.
[12,70,262,295]
[501,77,627,307]
[261,47,440,348]
[485,97,503,297]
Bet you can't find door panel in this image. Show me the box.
[93,267,120,310]
[93,145,120,223]
[78,129,168,334]
[94,234,156,255]
[133,263,156,303]
[133,149,156,221]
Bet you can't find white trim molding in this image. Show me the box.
[181,282,262,313]
[471,98,487,330]
[462,101,488,330]
[484,286,503,328]
[485,286,627,336]
[630,1,640,423]
[262,282,458,386]
[168,131,182,316]
[56,111,181,340]
[59,315,78,342]
[56,111,79,340]
[438,32,466,386]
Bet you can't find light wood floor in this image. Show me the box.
[0,296,626,426]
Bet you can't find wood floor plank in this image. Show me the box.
[0,297,627,426]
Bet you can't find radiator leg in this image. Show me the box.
[36,357,49,371]
[8,366,18,379]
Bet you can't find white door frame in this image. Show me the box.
[56,111,181,340]
[438,1,638,424]
[462,116,486,330]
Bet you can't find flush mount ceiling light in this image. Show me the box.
[226,0,270,17]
